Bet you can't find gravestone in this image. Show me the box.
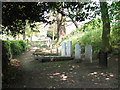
[75,43,81,62]
[61,42,66,56]
[67,40,72,57]
[85,45,92,63]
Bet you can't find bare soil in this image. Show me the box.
[3,47,119,88]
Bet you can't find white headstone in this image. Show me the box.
[75,43,81,62]
[85,45,92,63]
[67,40,72,57]
[61,42,66,56]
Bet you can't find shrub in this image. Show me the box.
[2,40,11,71]
[19,40,26,51]
[10,40,27,58]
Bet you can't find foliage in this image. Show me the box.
[108,2,120,22]
[59,18,119,54]
[2,2,99,36]
[10,40,22,58]
[47,31,57,40]
[110,23,120,50]
[10,40,27,58]
[18,40,27,51]
[2,40,28,77]
[2,40,11,70]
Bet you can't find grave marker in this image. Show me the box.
[61,42,66,56]
[85,45,92,63]
[67,40,72,57]
[75,43,81,62]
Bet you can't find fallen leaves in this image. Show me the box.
[60,74,68,81]
[10,59,20,67]
[105,78,110,80]
[87,72,115,82]
[53,73,60,76]
[109,74,114,77]
[50,76,54,78]
[48,72,68,81]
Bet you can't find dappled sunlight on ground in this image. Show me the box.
[4,44,118,88]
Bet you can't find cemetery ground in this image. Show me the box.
[3,46,119,88]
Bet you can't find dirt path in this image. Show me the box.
[7,48,118,88]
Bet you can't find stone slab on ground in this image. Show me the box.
[35,56,74,62]
[33,52,57,56]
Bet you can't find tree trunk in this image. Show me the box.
[30,30,33,42]
[57,13,66,44]
[71,18,78,28]
[23,29,25,40]
[99,2,111,68]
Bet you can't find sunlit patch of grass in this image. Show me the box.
[60,29,102,53]
[58,20,119,55]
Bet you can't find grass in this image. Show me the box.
[60,29,102,54]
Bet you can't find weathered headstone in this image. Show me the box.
[61,42,66,56]
[85,45,92,63]
[75,43,81,62]
[67,40,72,57]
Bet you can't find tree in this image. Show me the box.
[2,2,99,42]
[99,1,111,68]
[2,2,48,37]
[56,3,66,43]
[43,2,96,43]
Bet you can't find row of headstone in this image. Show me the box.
[60,41,92,63]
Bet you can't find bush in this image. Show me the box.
[10,40,22,58]
[10,40,27,58]
[19,40,26,51]
[2,40,11,71]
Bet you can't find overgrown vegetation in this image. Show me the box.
[2,40,28,70]
[2,40,11,70]
[2,40,29,86]
[58,19,119,54]
[10,40,27,58]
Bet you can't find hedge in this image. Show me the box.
[2,40,28,71]
[10,40,27,58]
[2,40,11,70]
